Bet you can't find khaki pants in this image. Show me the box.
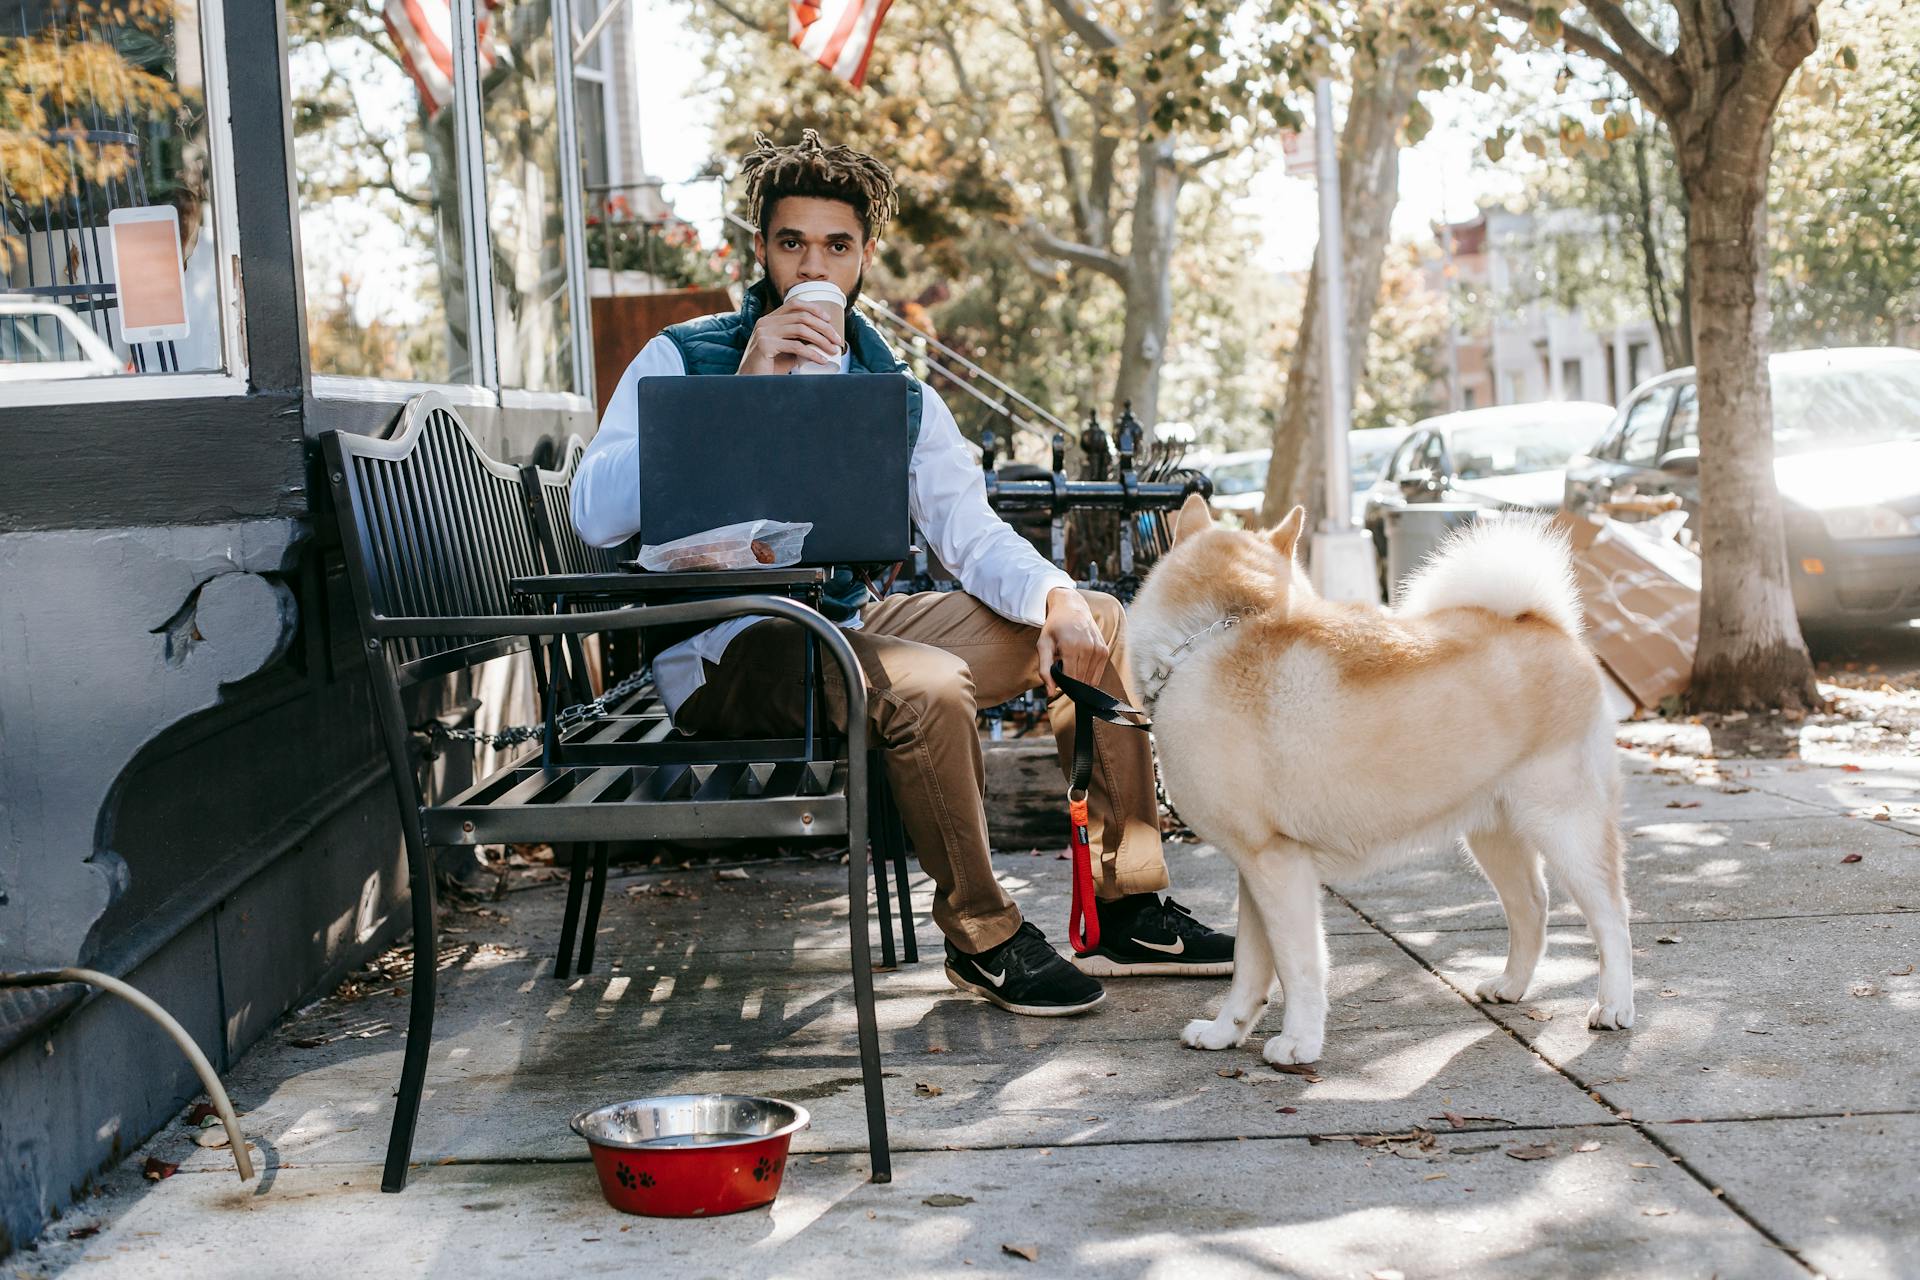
[674,588,1169,952]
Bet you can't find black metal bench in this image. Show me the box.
[323,393,893,1192]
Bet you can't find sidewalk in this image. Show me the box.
[17,726,1918,1279]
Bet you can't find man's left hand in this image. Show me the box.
[1037,588,1109,697]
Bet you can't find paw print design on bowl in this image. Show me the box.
[638,1171,656,1187]
[752,1155,780,1182]
[616,1162,637,1189]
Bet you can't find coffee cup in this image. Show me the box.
[784,280,847,375]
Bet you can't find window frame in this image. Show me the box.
[1612,384,1678,466]
[4,0,250,407]
[298,0,593,408]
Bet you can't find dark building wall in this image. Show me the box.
[0,0,595,1254]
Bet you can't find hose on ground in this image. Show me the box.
[0,967,254,1181]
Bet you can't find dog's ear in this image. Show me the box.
[1267,505,1306,560]
[1173,492,1214,544]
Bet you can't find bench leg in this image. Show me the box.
[554,843,589,979]
[846,781,892,1183]
[576,843,611,975]
[883,780,917,965]
[867,764,897,970]
[381,830,440,1193]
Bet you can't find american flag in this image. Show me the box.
[789,0,892,89]
[383,0,502,119]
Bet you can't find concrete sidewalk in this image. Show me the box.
[17,729,1918,1279]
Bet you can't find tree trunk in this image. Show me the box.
[1112,134,1181,430]
[1258,45,1422,530]
[1682,145,1819,712]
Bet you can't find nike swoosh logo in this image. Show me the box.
[1133,936,1185,955]
[979,966,1008,988]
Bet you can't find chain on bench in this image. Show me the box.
[413,667,654,754]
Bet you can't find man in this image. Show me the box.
[573,130,1231,1017]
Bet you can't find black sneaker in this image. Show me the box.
[945,922,1106,1017]
[1072,895,1235,977]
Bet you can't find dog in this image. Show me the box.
[1129,494,1633,1065]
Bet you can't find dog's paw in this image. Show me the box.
[1180,1017,1243,1051]
[1587,999,1635,1030]
[1261,1030,1323,1066]
[1475,975,1529,1004]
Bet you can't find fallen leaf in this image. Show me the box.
[67,1226,100,1240]
[809,1156,830,1164]
[142,1157,177,1181]
[923,1194,974,1208]
[1422,1172,1449,1181]
[914,1082,944,1098]
[1505,1144,1556,1161]
[1665,800,1701,809]
[1655,935,1682,945]
[1631,1161,1659,1168]
[1658,989,1679,999]
[1841,853,1864,864]
[1870,809,1892,822]
[1215,1066,1246,1079]
[1851,984,1880,998]
[1643,1207,1673,1218]
[1744,1027,1771,1035]
[1271,1062,1323,1082]
[185,1102,220,1128]
[1276,1105,1298,1114]
[1452,1143,1501,1154]
[1524,1008,1552,1022]
[1842,763,1864,772]
[1574,1141,1601,1153]
[1892,964,1915,977]
[715,868,749,881]
[1001,1244,1038,1263]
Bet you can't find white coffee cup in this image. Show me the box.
[784,280,847,375]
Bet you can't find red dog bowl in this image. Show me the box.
[571,1094,810,1217]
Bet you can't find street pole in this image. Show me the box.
[1308,73,1381,603]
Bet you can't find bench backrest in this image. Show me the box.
[519,436,634,576]
[323,393,544,687]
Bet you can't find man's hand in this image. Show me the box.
[739,300,843,375]
[1037,587,1109,697]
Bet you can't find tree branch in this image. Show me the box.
[1045,0,1120,51]
[702,0,770,34]
[1026,3,1095,241]
[1579,2,1687,104]
[1024,219,1131,285]
[1489,0,1677,115]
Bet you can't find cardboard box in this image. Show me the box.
[1559,514,1701,709]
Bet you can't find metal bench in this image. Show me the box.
[323,393,893,1192]
[514,440,918,975]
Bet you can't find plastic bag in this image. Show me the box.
[637,519,812,572]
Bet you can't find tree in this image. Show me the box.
[1491,0,1826,712]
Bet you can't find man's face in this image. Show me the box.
[755,196,875,305]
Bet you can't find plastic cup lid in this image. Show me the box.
[785,281,846,307]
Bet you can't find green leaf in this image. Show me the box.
[1532,6,1565,43]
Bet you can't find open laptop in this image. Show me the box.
[636,373,913,567]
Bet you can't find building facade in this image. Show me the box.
[1,0,603,1250]
[1434,207,1668,411]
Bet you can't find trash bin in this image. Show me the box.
[1384,503,1486,605]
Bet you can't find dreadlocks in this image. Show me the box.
[739,129,900,244]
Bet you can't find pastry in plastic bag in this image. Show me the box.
[637,520,812,572]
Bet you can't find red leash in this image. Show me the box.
[1051,663,1151,955]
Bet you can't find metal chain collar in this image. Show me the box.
[415,668,652,752]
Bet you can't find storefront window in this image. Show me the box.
[479,0,576,393]
[287,0,472,383]
[0,0,226,382]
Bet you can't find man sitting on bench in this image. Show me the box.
[572,129,1232,1017]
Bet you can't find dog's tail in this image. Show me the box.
[1394,513,1583,636]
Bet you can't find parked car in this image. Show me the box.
[0,297,123,382]
[1361,401,1616,576]
[1204,426,1414,526]
[1564,347,1920,628]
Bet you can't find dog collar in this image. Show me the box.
[1142,613,1246,710]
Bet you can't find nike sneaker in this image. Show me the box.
[1071,894,1235,977]
[945,921,1106,1016]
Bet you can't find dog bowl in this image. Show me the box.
[570,1094,810,1217]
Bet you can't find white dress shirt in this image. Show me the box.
[572,334,1075,718]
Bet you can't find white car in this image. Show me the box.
[0,297,124,383]
[1203,426,1414,526]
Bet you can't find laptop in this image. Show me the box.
[636,373,913,567]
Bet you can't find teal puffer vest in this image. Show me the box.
[662,279,923,622]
